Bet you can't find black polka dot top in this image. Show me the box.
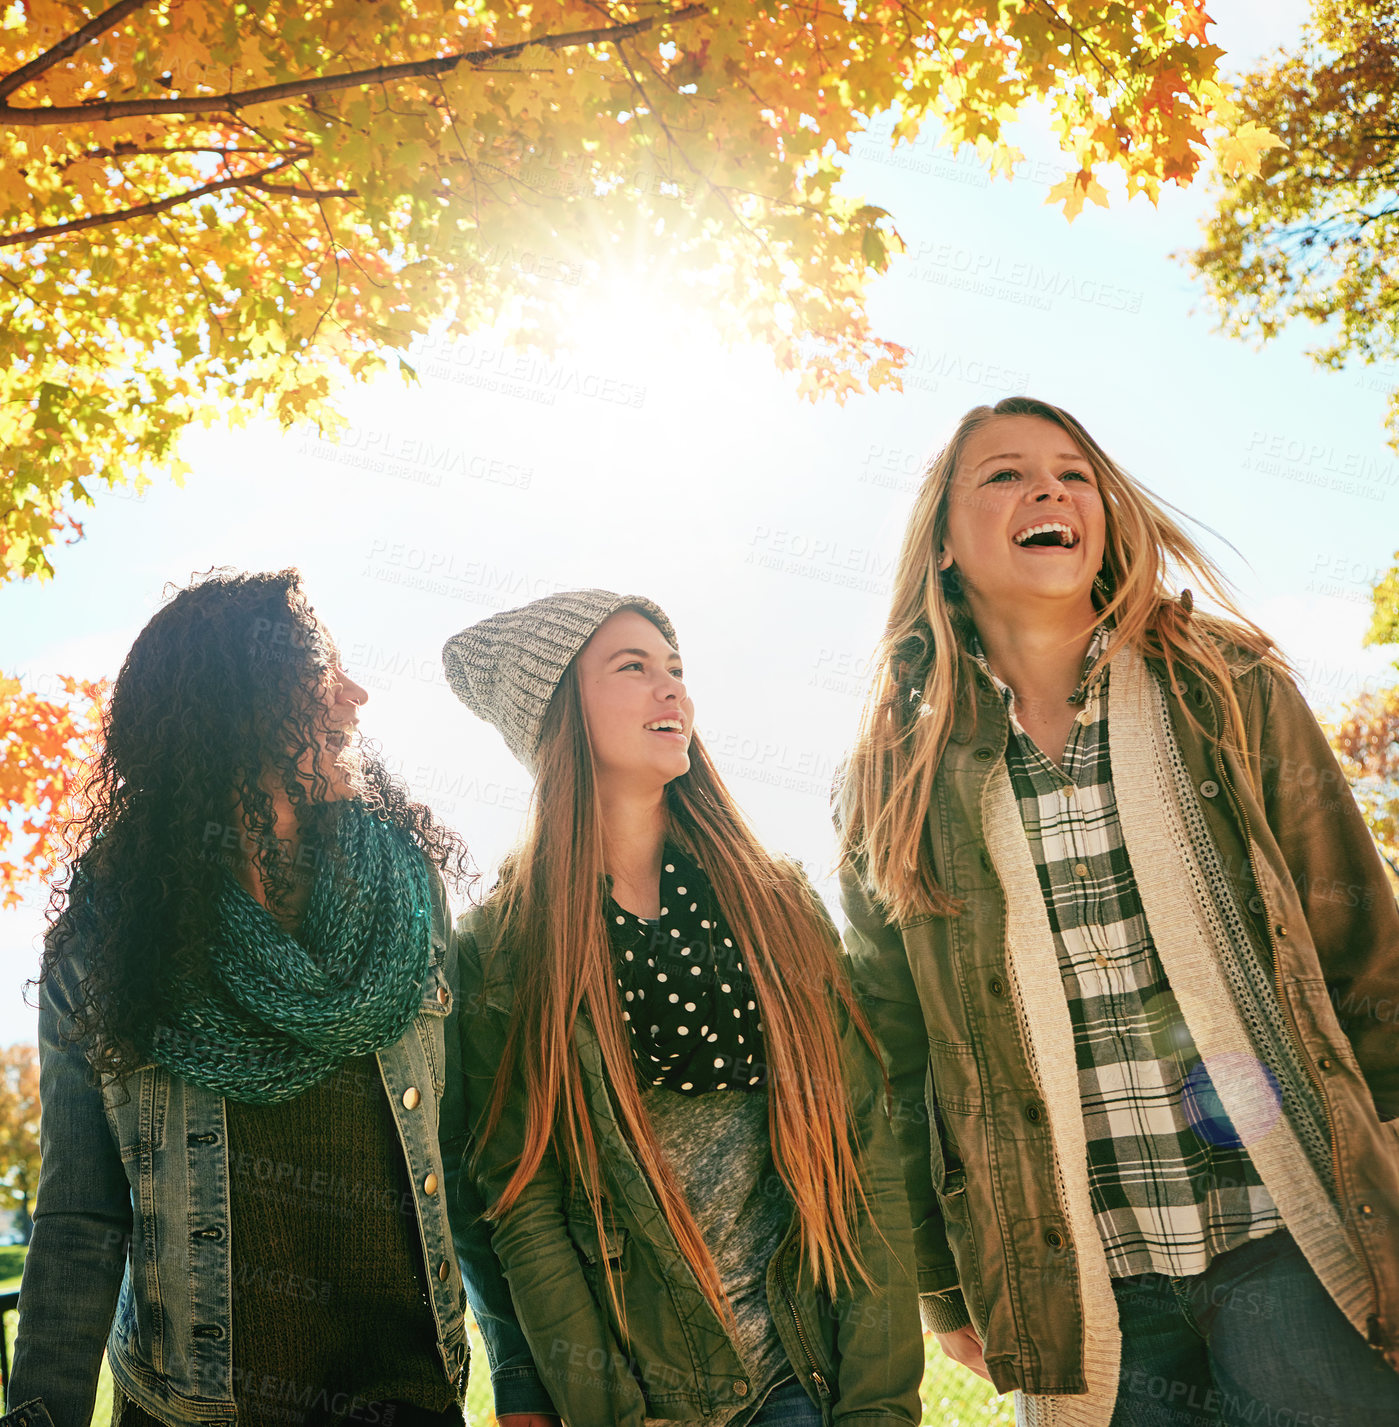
[606,845,767,1095]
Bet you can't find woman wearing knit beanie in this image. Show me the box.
[839,396,1399,1426]
[9,569,559,1427]
[443,589,922,1427]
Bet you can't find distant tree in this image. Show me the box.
[0,673,106,908]
[1190,0,1399,450]
[1330,687,1399,877]
[1327,550,1399,877]
[0,1045,41,1244]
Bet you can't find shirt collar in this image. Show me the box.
[969,622,1112,708]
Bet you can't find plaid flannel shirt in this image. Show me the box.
[973,626,1282,1277]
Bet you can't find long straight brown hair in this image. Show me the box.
[841,395,1284,924]
[483,646,879,1314]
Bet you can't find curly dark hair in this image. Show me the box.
[41,567,474,1080]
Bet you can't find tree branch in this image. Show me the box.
[0,4,708,126]
[244,177,357,200]
[0,0,154,103]
[0,156,355,248]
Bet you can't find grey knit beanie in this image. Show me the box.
[442,589,678,770]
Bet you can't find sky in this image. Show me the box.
[4,0,1395,1047]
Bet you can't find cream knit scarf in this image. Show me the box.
[981,644,1365,1427]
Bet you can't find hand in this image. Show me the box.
[935,1325,993,1384]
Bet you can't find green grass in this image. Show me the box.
[1,1249,1012,1427]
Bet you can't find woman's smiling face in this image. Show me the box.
[938,413,1107,619]
[576,608,695,793]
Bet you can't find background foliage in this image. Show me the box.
[1191,0,1399,450]
[3,0,1261,580]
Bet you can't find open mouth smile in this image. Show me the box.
[1013,521,1079,550]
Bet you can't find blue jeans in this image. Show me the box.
[747,1378,822,1426]
[1110,1229,1399,1426]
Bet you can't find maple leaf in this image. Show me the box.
[1212,119,1286,178]
[1046,171,1111,221]
[1179,3,1215,46]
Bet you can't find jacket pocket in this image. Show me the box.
[565,1213,630,1326]
[924,1062,966,1199]
[105,1065,169,1161]
[566,1216,629,1268]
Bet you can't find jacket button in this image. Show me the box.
[403,1087,421,1110]
[1358,1203,1375,1217]
[974,747,995,761]
[424,1173,439,1196]
[732,1382,749,1397]
[1317,1058,1334,1072]
[194,1226,225,1241]
[1199,780,1219,798]
[1024,1103,1043,1124]
[988,976,1006,998]
[437,985,450,1006]
[438,1260,452,1281]
[1247,896,1264,915]
[1275,923,1287,938]
[1044,1229,1064,1249]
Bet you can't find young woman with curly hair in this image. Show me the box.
[9,569,558,1427]
[441,589,922,1427]
[838,396,1399,1426]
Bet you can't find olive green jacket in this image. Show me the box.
[456,897,924,1426]
[840,646,1399,1397]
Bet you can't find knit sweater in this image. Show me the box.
[222,1054,457,1426]
[995,647,1362,1427]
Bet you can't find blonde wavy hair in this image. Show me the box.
[840,395,1282,923]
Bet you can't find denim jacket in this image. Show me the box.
[9,874,553,1427]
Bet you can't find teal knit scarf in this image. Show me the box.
[150,802,432,1104]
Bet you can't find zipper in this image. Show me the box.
[776,1248,831,1401]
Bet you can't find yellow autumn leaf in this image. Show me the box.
[1045,173,1110,221]
[1211,119,1286,178]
